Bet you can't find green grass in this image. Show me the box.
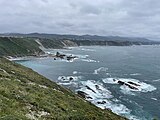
[0,58,127,120]
[38,38,65,49]
[0,37,44,56]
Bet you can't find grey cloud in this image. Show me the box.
[79,4,101,15]
[0,0,160,40]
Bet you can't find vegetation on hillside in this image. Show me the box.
[0,58,127,120]
[0,37,44,57]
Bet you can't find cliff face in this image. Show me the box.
[0,58,127,120]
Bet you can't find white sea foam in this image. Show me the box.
[78,80,113,99]
[153,79,160,82]
[127,116,140,120]
[130,73,141,76]
[102,78,156,94]
[58,82,73,85]
[73,71,78,74]
[93,99,131,114]
[77,80,136,118]
[120,86,136,95]
[102,78,118,84]
[8,56,33,61]
[81,59,99,63]
[81,48,96,52]
[76,54,89,59]
[93,67,108,74]
[151,98,157,101]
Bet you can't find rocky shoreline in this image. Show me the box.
[6,51,78,62]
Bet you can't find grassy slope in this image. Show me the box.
[38,39,78,48]
[0,37,44,56]
[0,37,77,57]
[38,38,65,49]
[0,58,127,120]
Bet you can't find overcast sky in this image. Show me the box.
[0,0,160,40]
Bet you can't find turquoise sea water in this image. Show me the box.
[17,46,160,120]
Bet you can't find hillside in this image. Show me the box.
[0,37,44,57]
[37,38,78,49]
[0,58,127,120]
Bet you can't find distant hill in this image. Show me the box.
[0,33,155,43]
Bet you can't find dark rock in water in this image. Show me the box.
[85,85,96,93]
[69,77,74,81]
[67,56,72,61]
[118,81,125,85]
[128,81,140,86]
[55,52,78,61]
[77,91,88,98]
[95,85,100,90]
[124,83,138,90]
[118,80,138,90]
[95,85,102,91]
[97,101,106,104]
[86,96,93,99]
[61,76,66,81]
[102,101,106,104]
[56,52,66,59]
[59,55,65,59]
[56,52,60,56]
[66,56,77,61]
[54,58,56,60]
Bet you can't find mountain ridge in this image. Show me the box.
[0,33,155,43]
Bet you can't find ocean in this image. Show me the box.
[17,45,160,120]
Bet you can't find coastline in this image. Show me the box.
[6,44,160,62]
[15,45,160,120]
